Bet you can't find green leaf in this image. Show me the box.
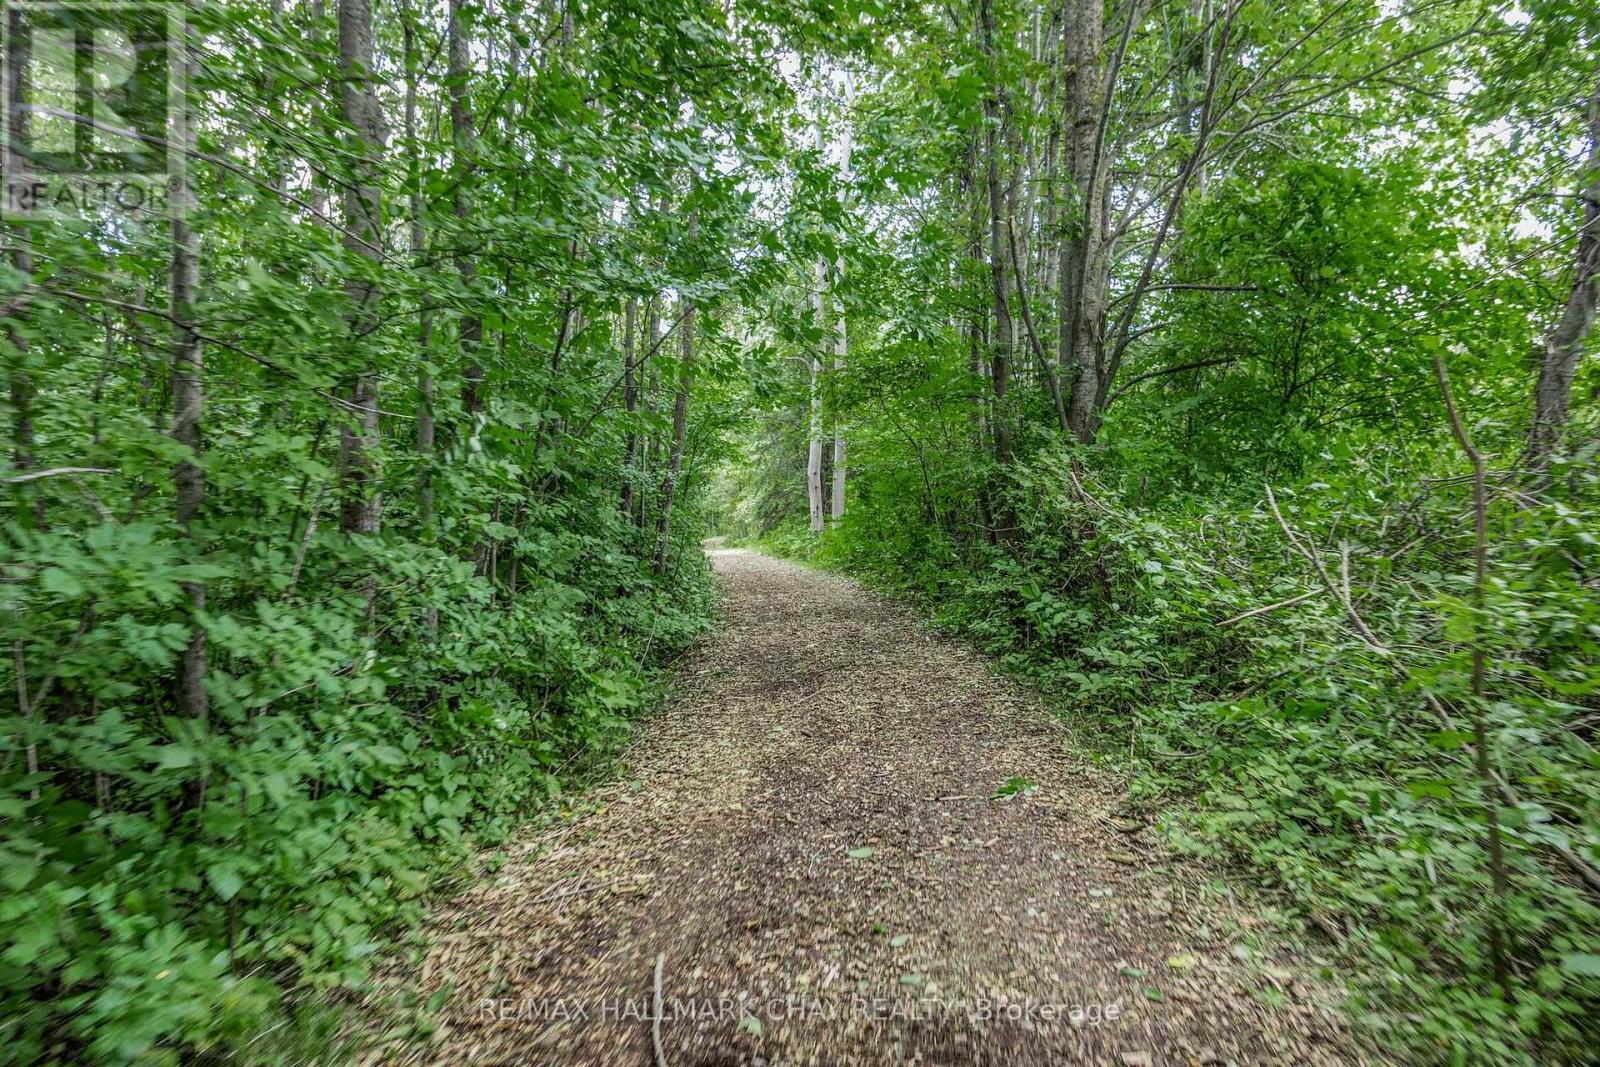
[39,568,84,597]
[1406,779,1453,801]
[993,775,1036,798]
[1,852,38,891]
[1559,953,1600,978]
[207,864,244,902]
[153,746,197,769]
[369,745,407,766]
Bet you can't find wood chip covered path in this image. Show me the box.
[369,548,1363,1066]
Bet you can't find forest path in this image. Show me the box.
[378,549,1359,1066]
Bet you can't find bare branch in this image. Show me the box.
[2,466,115,484]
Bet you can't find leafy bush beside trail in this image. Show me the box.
[3,487,716,1063]
[754,443,1600,1065]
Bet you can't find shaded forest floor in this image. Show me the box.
[361,549,1369,1065]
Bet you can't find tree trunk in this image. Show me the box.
[1060,0,1109,444]
[308,0,330,225]
[1174,0,1209,202]
[337,0,385,541]
[266,0,286,193]
[654,211,697,572]
[1434,353,1514,1000]
[637,295,660,528]
[1037,7,1062,305]
[961,127,997,546]
[830,73,855,523]
[7,15,41,786]
[982,0,1014,465]
[807,266,825,534]
[451,0,485,420]
[621,298,639,517]
[808,97,827,535]
[1530,69,1600,467]
[5,10,40,529]
[169,30,208,741]
[402,0,436,638]
[405,0,433,526]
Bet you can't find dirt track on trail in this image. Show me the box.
[368,549,1367,1066]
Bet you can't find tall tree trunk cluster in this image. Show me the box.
[806,70,853,534]
[960,0,1118,472]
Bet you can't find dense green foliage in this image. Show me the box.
[0,0,791,1060]
[5,0,1600,1061]
[714,1,1600,1063]
[746,443,1600,1062]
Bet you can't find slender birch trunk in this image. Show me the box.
[961,127,997,546]
[402,0,437,638]
[308,0,330,225]
[1037,8,1062,304]
[1005,60,1026,395]
[337,0,385,543]
[1098,0,1224,419]
[263,0,287,198]
[169,22,208,742]
[404,0,433,524]
[808,97,827,534]
[982,0,1014,465]
[829,73,854,523]
[808,258,826,535]
[621,298,639,517]
[654,210,697,572]
[638,295,660,528]
[1185,0,1211,201]
[1060,0,1110,444]
[451,0,484,420]
[1434,354,1514,1000]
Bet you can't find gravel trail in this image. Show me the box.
[372,549,1363,1066]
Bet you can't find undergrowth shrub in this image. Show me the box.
[760,444,1600,1065]
[1,488,715,1064]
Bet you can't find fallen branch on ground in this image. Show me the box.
[1215,589,1321,628]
